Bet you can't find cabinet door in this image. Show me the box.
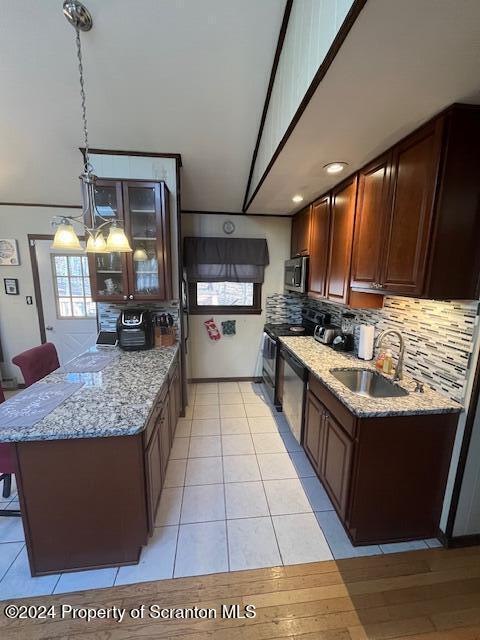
[123,181,172,301]
[291,207,311,257]
[321,412,353,518]
[308,196,331,298]
[168,365,179,443]
[304,390,325,473]
[159,394,171,481]
[351,154,391,291]
[87,180,129,302]
[326,177,358,304]
[145,426,162,534]
[380,119,443,295]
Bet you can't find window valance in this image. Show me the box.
[184,237,269,283]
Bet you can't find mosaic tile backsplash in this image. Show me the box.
[266,294,479,404]
[98,302,180,331]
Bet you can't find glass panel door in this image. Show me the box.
[125,183,162,298]
[89,180,127,300]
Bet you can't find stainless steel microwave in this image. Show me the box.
[284,257,308,293]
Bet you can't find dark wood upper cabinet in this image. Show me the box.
[308,196,331,299]
[86,180,129,303]
[351,154,391,290]
[326,176,358,304]
[86,178,172,303]
[380,119,443,296]
[351,104,480,300]
[123,181,172,302]
[290,206,311,257]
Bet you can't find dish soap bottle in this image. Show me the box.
[383,349,393,375]
[375,351,386,371]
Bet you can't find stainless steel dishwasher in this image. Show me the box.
[280,347,308,444]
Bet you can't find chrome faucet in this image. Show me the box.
[375,329,406,381]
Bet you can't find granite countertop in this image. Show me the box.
[0,344,179,443]
[280,336,462,418]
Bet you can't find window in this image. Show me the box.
[51,255,96,319]
[184,236,269,315]
[189,282,262,315]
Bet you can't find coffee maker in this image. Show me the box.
[331,312,355,352]
[117,309,154,351]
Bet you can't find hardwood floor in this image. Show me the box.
[0,546,479,639]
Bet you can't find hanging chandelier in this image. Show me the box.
[51,1,132,254]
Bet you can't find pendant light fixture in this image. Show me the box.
[51,1,132,254]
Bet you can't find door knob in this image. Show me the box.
[45,326,53,331]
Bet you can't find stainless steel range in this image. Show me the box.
[261,309,330,408]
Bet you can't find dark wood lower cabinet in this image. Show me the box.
[321,411,353,520]
[304,389,324,472]
[303,374,458,545]
[14,352,181,576]
[145,426,163,535]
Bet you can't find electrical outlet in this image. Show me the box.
[26,296,33,305]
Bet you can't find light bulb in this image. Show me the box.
[292,195,304,203]
[51,223,82,250]
[324,162,348,175]
[86,233,107,253]
[105,225,132,252]
[133,247,148,261]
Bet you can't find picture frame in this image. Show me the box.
[0,239,20,266]
[4,278,19,295]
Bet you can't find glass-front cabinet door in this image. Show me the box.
[84,178,171,302]
[123,181,171,301]
[86,180,129,302]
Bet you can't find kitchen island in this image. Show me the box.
[0,345,181,576]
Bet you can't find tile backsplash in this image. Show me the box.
[98,302,179,331]
[266,294,479,404]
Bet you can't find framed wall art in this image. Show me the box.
[0,239,20,266]
[4,278,19,295]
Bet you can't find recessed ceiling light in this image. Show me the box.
[292,194,304,203]
[324,162,348,175]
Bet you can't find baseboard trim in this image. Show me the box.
[446,533,480,549]
[436,528,449,548]
[189,377,263,384]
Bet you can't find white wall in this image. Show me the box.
[0,206,77,382]
[248,0,354,200]
[453,391,480,536]
[182,213,291,379]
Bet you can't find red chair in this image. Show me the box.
[12,342,59,387]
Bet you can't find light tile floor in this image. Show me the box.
[0,381,440,599]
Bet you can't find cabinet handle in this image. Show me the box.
[123,295,128,300]
[128,294,134,300]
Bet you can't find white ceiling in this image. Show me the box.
[247,0,480,214]
[0,0,284,211]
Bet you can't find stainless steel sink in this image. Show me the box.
[330,368,409,398]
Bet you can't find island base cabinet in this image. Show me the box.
[15,435,148,576]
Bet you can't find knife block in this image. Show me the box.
[154,327,176,347]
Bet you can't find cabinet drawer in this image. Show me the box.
[309,374,356,438]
